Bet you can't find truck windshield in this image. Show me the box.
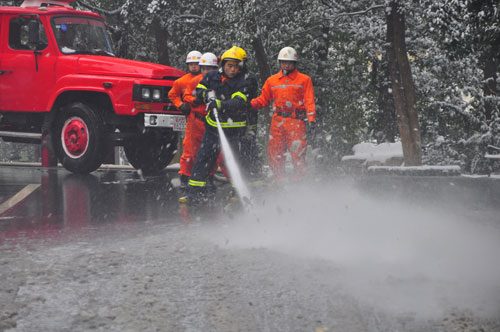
[52,16,115,56]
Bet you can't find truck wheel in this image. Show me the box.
[124,133,178,176]
[53,102,106,174]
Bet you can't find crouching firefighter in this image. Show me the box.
[179,47,249,204]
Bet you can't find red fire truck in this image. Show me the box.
[0,0,186,174]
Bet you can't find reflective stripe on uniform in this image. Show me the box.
[206,115,247,128]
[197,83,208,90]
[231,91,247,101]
[188,179,206,187]
[271,84,304,89]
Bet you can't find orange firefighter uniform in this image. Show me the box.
[183,75,208,170]
[168,72,202,177]
[251,68,316,180]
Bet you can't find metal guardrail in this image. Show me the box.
[0,131,42,139]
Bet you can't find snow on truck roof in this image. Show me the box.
[21,0,74,8]
[1,0,101,20]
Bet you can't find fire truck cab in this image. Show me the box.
[0,0,185,174]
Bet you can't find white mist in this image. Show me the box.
[207,179,500,319]
[209,101,251,205]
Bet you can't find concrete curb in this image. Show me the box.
[367,165,462,176]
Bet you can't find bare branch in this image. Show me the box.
[174,14,216,25]
[320,0,335,10]
[327,4,385,21]
[75,0,124,16]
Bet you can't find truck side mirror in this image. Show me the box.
[28,20,40,45]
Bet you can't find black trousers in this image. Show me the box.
[188,125,243,196]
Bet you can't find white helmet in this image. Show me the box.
[277,47,298,62]
[199,52,218,67]
[186,50,202,63]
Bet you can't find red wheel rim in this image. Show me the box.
[61,117,89,158]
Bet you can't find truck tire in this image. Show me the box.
[124,132,178,176]
[53,102,107,174]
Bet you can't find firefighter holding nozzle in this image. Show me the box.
[251,46,316,182]
[179,47,249,205]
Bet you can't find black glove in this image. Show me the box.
[208,98,222,112]
[199,89,214,104]
[179,103,191,116]
[193,95,204,105]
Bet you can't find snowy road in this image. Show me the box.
[1,166,500,331]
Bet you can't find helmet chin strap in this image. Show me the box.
[283,67,295,76]
[280,63,296,76]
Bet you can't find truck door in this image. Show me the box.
[0,15,56,112]
[0,15,4,107]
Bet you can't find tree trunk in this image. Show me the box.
[371,58,397,143]
[386,1,422,165]
[113,19,129,59]
[152,18,170,66]
[313,24,329,132]
[482,50,498,121]
[252,37,271,83]
[251,35,272,147]
[315,25,329,77]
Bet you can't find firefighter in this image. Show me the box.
[233,46,262,181]
[179,48,249,204]
[168,50,202,191]
[250,46,316,181]
[183,52,219,161]
[182,52,220,191]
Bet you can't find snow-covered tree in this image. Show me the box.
[421,0,500,172]
[2,0,499,173]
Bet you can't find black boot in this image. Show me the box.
[179,185,206,205]
[206,175,217,198]
[179,174,189,192]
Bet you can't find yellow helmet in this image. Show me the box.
[221,47,244,64]
[230,46,247,61]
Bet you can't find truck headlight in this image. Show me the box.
[152,89,161,100]
[133,84,172,102]
[141,88,151,100]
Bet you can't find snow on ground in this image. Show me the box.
[342,141,404,164]
[341,141,463,175]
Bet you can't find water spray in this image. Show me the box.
[207,91,251,208]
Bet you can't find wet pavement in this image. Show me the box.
[0,166,499,332]
[0,166,184,247]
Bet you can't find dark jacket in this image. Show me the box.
[195,70,249,130]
